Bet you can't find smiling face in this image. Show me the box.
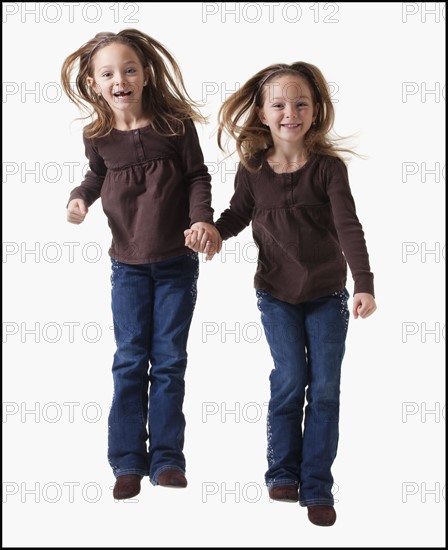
[88,42,149,115]
[257,74,318,148]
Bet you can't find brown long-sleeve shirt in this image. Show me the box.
[68,119,214,264]
[215,154,374,304]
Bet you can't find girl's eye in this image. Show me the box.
[273,104,283,108]
[126,68,136,74]
[298,103,307,108]
[102,72,112,78]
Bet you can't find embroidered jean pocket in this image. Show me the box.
[110,258,123,287]
[256,289,269,313]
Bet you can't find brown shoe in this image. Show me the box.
[307,505,337,526]
[113,475,143,500]
[268,485,299,502]
[157,469,188,488]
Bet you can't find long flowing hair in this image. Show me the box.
[218,62,354,171]
[61,29,205,138]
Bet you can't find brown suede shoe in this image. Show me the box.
[157,470,188,488]
[307,505,337,526]
[268,485,299,502]
[113,475,143,500]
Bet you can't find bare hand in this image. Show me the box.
[67,199,88,224]
[184,222,222,261]
[352,293,377,319]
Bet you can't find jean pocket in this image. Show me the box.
[256,289,269,312]
[110,258,123,286]
[330,288,350,332]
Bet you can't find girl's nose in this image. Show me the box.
[114,75,126,86]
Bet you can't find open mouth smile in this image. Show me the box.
[113,91,132,97]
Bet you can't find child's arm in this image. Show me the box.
[66,136,107,223]
[178,119,222,257]
[178,121,215,222]
[214,163,255,241]
[215,163,255,254]
[325,157,377,317]
[185,162,254,259]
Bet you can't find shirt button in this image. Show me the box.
[134,130,138,135]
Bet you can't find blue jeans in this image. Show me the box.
[256,288,349,506]
[108,253,199,484]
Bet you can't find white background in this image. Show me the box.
[3,2,445,547]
